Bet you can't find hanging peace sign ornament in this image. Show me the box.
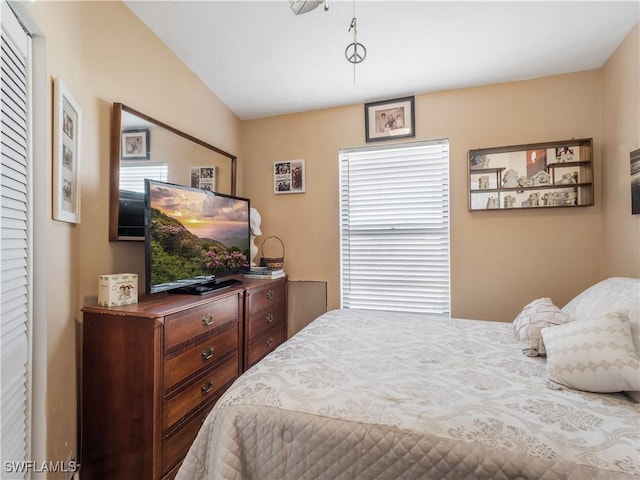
[345,42,367,64]
[345,16,366,65]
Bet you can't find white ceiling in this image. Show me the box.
[124,1,639,120]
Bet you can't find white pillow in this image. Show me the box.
[513,298,574,357]
[561,277,640,355]
[541,312,640,393]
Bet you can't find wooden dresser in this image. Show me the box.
[242,276,287,370]
[81,277,286,480]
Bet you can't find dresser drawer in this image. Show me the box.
[247,281,285,315]
[247,324,286,367]
[162,401,214,474]
[164,354,238,430]
[247,302,285,343]
[164,322,238,392]
[165,294,239,350]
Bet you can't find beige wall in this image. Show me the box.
[602,24,640,277]
[24,0,241,469]
[242,70,605,323]
[19,0,638,471]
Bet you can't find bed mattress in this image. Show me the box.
[177,309,640,480]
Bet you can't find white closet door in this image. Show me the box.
[1,1,33,478]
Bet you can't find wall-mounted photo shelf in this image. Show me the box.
[468,138,593,211]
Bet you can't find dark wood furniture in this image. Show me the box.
[81,276,287,480]
[242,276,287,370]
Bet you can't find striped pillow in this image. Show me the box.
[513,298,574,357]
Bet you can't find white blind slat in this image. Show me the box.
[119,161,168,192]
[340,140,450,314]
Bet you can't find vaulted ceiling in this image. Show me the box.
[125,1,639,120]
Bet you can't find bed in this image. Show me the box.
[177,277,640,480]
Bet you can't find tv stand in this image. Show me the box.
[174,278,243,295]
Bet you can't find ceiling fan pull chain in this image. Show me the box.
[345,15,367,84]
[345,0,366,83]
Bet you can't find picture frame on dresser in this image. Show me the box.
[52,77,82,224]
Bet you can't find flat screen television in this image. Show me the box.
[144,179,250,295]
[118,189,145,239]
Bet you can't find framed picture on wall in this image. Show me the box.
[631,148,640,214]
[274,160,305,194]
[190,166,217,192]
[53,77,82,224]
[121,128,150,160]
[364,96,415,142]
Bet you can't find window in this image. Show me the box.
[1,2,33,473]
[339,139,450,314]
[119,161,168,192]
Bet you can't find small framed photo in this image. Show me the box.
[274,160,305,194]
[631,148,640,215]
[190,166,217,192]
[364,96,415,142]
[53,77,82,224]
[121,129,150,160]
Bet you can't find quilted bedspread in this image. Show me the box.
[177,309,640,480]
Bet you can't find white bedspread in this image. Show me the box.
[177,309,640,479]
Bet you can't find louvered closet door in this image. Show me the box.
[1,2,32,477]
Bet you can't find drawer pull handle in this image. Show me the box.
[202,312,215,326]
[201,380,214,394]
[202,346,215,361]
[266,313,274,324]
[266,290,273,300]
[266,336,274,348]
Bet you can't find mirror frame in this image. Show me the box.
[109,103,237,241]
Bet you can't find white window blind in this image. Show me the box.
[339,139,450,314]
[1,2,32,477]
[119,161,167,192]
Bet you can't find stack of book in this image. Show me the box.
[243,267,285,279]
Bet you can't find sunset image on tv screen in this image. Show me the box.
[148,182,249,287]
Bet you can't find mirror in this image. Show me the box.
[109,103,237,241]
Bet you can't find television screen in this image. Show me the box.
[118,189,145,239]
[145,180,250,294]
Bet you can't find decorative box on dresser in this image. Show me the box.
[81,287,244,480]
[242,276,287,371]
